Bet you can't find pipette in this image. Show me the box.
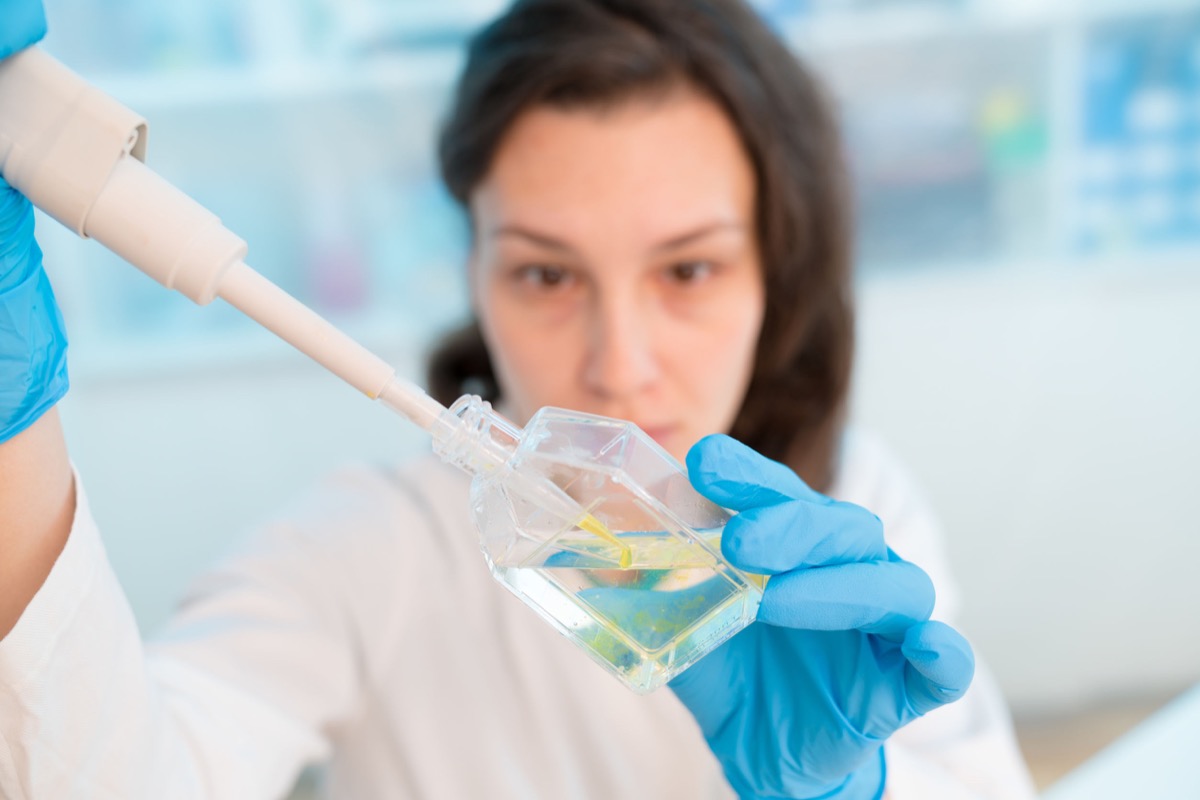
[0,46,629,563]
[0,49,769,693]
[0,49,433,422]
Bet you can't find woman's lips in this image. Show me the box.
[639,424,677,446]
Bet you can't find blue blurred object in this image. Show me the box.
[1076,13,1200,252]
[670,435,974,800]
[0,0,46,59]
[1,0,69,443]
[1,1,69,443]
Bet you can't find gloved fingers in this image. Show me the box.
[758,556,935,636]
[721,498,886,574]
[686,434,829,510]
[901,620,975,717]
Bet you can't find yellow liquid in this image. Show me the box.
[579,514,632,568]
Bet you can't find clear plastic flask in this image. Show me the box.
[433,396,765,694]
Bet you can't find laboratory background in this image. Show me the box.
[32,0,1200,793]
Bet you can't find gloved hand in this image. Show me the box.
[2,0,69,443]
[0,175,68,444]
[670,435,975,800]
[1,0,47,59]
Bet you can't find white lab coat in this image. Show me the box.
[0,429,1037,799]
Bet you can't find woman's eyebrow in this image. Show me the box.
[489,225,578,255]
[488,220,744,255]
[650,221,744,254]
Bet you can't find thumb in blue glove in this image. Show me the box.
[1,174,69,443]
[669,434,974,800]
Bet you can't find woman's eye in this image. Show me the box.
[664,261,715,284]
[514,264,575,290]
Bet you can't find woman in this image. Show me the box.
[0,0,1036,797]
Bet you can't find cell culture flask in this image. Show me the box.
[434,396,765,693]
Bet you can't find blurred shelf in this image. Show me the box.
[37,0,1200,384]
[67,304,460,385]
[82,48,463,111]
[69,0,1200,113]
[785,0,1200,53]
[858,243,1200,283]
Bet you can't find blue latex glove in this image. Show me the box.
[1,0,69,443]
[0,0,47,59]
[0,174,67,443]
[670,435,975,800]
[1,0,62,444]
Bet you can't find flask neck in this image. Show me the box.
[430,394,522,477]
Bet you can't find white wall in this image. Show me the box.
[58,263,1200,717]
[853,263,1200,716]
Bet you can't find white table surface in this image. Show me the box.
[1042,683,1200,799]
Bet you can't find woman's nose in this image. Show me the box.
[580,292,660,401]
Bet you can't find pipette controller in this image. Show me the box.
[0,49,449,428]
[0,46,631,562]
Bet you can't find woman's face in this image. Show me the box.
[469,88,764,462]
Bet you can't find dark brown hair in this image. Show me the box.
[428,0,854,489]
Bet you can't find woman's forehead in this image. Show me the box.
[472,90,756,243]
